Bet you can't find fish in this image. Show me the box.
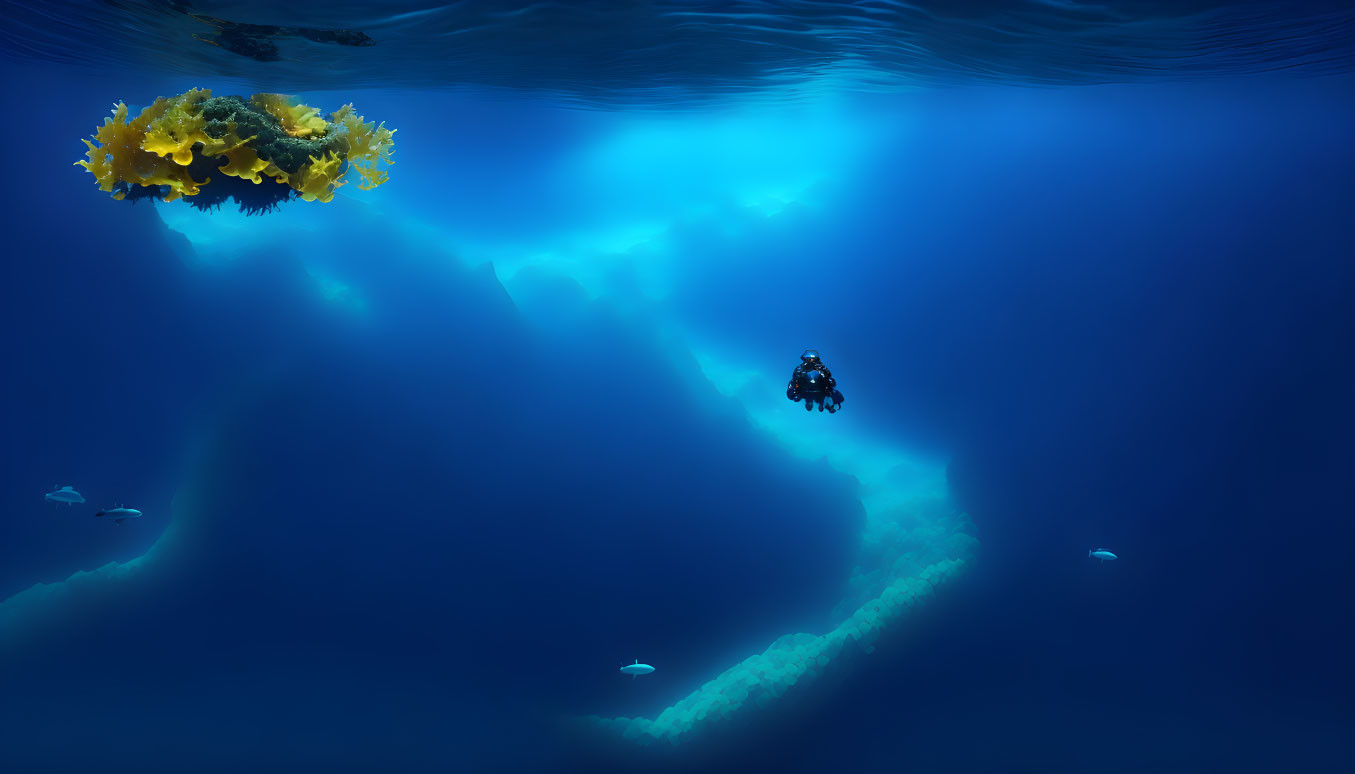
[1089,548,1117,562]
[619,660,655,679]
[95,506,142,525]
[45,486,85,505]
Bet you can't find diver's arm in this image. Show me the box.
[787,365,804,400]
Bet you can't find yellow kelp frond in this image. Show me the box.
[261,161,291,186]
[76,88,396,211]
[76,103,144,191]
[251,93,329,138]
[295,152,346,203]
[141,88,213,166]
[217,144,271,183]
[330,104,396,190]
[75,101,207,202]
[195,118,258,160]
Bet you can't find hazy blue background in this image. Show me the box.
[1,1,1353,772]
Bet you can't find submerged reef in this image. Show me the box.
[589,497,978,747]
[76,88,394,212]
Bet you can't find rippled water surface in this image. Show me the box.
[5,0,1353,104]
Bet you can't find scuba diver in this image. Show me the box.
[786,349,845,413]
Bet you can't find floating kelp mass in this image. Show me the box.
[76,89,395,213]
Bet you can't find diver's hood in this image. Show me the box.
[800,349,820,363]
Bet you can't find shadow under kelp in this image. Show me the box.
[115,159,298,215]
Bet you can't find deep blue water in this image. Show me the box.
[1,2,1353,773]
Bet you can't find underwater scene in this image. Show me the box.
[1,1,1352,772]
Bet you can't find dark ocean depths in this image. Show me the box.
[1,1,1353,772]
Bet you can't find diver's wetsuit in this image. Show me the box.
[786,350,845,413]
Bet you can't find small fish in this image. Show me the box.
[95,506,142,525]
[620,660,655,679]
[45,486,86,505]
[1089,548,1117,562]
